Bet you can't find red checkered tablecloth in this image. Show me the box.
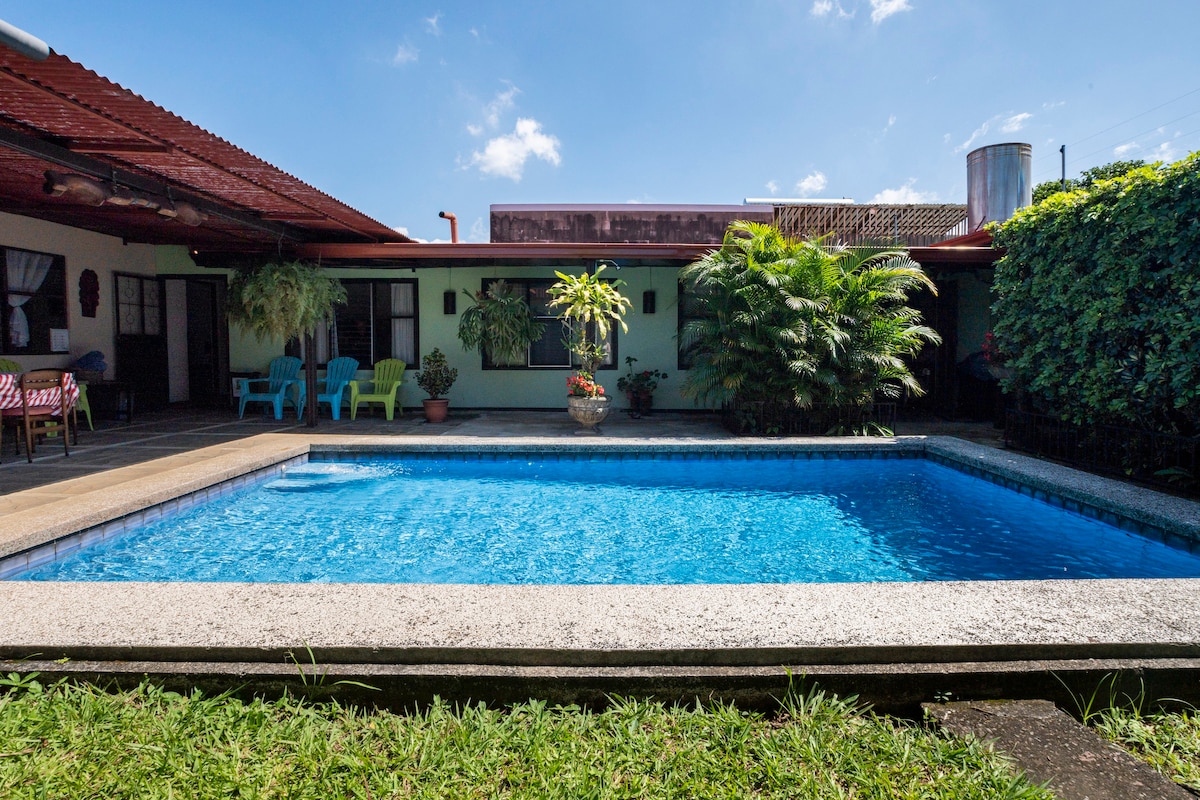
[0,372,80,415]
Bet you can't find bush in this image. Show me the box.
[991,152,1200,434]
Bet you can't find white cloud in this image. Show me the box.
[468,118,562,181]
[1113,141,1139,157]
[871,179,936,203]
[392,43,419,65]
[484,84,519,129]
[1001,112,1032,133]
[795,171,828,197]
[424,13,442,35]
[766,180,780,195]
[869,0,912,24]
[469,217,487,242]
[954,119,991,153]
[811,0,855,18]
[466,123,484,137]
[1042,100,1066,111]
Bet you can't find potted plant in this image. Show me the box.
[616,357,668,418]
[414,348,458,423]
[456,279,545,366]
[548,264,632,433]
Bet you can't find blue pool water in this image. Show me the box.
[14,454,1200,584]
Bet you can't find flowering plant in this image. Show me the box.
[566,370,604,398]
[616,357,667,397]
[981,331,1007,364]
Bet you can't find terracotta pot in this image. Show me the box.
[626,391,653,418]
[422,398,449,423]
[566,395,610,434]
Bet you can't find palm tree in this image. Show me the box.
[227,260,347,427]
[679,222,940,433]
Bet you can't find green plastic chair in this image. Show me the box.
[349,358,406,420]
[238,356,303,420]
[305,356,359,420]
[0,358,22,373]
[74,379,93,432]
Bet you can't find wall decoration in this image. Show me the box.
[79,268,100,317]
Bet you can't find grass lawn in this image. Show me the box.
[1093,706,1200,792]
[0,676,1054,799]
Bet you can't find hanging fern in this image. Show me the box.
[227,260,347,343]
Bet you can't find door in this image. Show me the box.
[114,272,169,411]
[184,279,229,407]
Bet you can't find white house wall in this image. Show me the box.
[0,210,159,378]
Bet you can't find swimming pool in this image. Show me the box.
[12,450,1200,584]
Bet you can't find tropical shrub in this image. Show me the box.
[547,264,632,376]
[679,222,940,433]
[990,152,1200,434]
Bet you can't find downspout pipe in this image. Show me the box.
[438,211,458,243]
[0,19,50,61]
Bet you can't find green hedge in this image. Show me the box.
[991,152,1200,434]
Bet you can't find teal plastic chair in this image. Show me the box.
[304,356,359,420]
[238,356,303,420]
[349,359,406,420]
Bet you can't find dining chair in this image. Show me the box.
[1,369,71,463]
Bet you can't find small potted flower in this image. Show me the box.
[616,357,668,418]
[414,348,458,423]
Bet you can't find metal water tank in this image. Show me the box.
[967,143,1032,231]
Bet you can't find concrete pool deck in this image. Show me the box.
[1,411,1199,711]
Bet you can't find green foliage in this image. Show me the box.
[547,265,632,375]
[414,348,458,399]
[456,279,545,366]
[0,679,1052,798]
[227,260,347,343]
[1032,159,1147,204]
[679,222,940,429]
[991,152,1200,433]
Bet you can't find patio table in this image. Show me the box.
[0,371,80,416]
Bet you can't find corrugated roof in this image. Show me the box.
[0,47,410,251]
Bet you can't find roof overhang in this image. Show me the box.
[292,241,714,269]
[0,41,410,252]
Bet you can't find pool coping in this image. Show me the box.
[1,434,1198,693]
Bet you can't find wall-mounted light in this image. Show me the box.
[443,290,457,315]
[642,290,656,314]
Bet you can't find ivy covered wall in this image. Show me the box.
[990,153,1200,434]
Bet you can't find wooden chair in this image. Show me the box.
[1,369,71,463]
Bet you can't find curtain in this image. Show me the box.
[6,249,53,349]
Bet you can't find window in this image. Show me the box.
[2,246,68,355]
[676,279,712,370]
[300,279,418,367]
[115,273,162,336]
[482,278,616,370]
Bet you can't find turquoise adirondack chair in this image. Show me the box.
[349,358,406,420]
[238,356,303,420]
[304,356,359,420]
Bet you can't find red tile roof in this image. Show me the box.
[0,48,410,251]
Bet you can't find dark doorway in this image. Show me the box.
[184,278,229,407]
[906,280,958,416]
[114,272,169,412]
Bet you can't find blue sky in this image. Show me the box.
[10,2,1200,242]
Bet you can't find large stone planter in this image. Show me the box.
[567,395,611,434]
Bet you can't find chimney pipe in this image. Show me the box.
[438,211,458,243]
